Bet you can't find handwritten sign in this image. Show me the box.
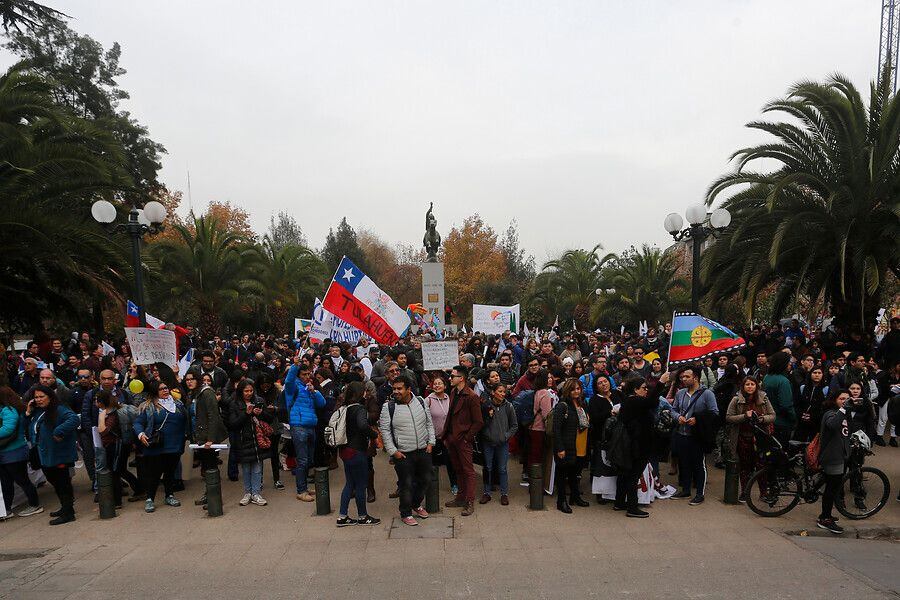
[421,341,459,371]
[125,327,177,368]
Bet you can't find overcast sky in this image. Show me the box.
[2,1,881,263]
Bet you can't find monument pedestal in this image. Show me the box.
[421,261,445,326]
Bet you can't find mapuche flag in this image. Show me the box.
[322,256,410,345]
[667,312,746,365]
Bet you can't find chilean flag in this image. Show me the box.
[322,256,410,345]
[125,300,167,329]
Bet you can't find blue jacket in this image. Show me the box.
[82,386,132,431]
[133,403,189,456]
[25,405,80,466]
[671,386,718,436]
[0,406,27,458]
[284,365,325,427]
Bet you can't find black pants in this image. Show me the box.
[195,448,218,472]
[392,449,432,518]
[78,429,96,489]
[142,453,180,501]
[615,468,642,511]
[269,434,280,482]
[819,472,843,520]
[42,465,74,515]
[555,455,580,503]
[673,433,706,496]
[0,460,39,511]
[116,444,141,495]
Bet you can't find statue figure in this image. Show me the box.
[423,202,441,262]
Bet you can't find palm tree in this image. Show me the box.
[592,245,687,326]
[244,238,326,333]
[149,215,256,336]
[0,67,133,330]
[702,73,900,331]
[532,245,613,328]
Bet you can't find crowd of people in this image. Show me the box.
[1,316,899,534]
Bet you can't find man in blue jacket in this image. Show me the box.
[284,356,325,502]
[669,366,718,506]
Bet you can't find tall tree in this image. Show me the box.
[532,245,612,328]
[703,73,900,331]
[0,0,65,33]
[441,215,507,318]
[266,211,307,251]
[321,217,368,276]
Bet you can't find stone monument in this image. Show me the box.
[421,202,445,325]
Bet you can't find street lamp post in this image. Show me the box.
[91,200,166,327]
[663,205,731,313]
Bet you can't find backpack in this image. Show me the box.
[603,414,633,472]
[512,390,536,426]
[325,405,350,447]
[544,401,567,440]
[655,408,674,436]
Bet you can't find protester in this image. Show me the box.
[614,376,657,518]
[336,381,380,527]
[443,365,483,516]
[425,373,457,496]
[479,383,517,505]
[724,376,775,498]
[284,357,326,502]
[0,386,42,519]
[229,380,274,506]
[763,352,796,447]
[134,380,189,513]
[670,366,718,505]
[817,389,850,534]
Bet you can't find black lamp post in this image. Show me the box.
[664,206,731,313]
[91,199,166,327]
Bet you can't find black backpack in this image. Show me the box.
[602,414,633,472]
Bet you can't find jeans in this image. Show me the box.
[672,433,707,496]
[392,449,432,518]
[290,425,316,493]
[483,442,509,496]
[0,461,39,511]
[339,451,369,517]
[241,461,263,495]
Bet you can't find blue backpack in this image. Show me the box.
[512,390,536,426]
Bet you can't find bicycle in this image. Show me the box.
[742,423,890,519]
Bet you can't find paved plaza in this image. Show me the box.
[1,450,898,599]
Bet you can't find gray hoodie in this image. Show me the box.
[480,400,518,445]
[379,396,436,456]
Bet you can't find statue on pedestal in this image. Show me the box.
[423,202,441,262]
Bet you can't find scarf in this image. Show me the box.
[576,405,589,430]
[159,397,176,413]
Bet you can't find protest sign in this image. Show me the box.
[125,327,177,368]
[421,341,459,371]
[310,297,365,345]
[472,303,520,335]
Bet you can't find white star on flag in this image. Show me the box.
[342,268,355,282]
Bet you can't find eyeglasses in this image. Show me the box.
[450,374,463,379]
[77,375,91,380]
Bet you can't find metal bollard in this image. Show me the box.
[425,466,441,514]
[96,470,117,519]
[314,467,331,515]
[528,463,544,510]
[723,457,740,504]
[204,468,224,517]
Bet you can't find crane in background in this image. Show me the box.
[879,0,899,92]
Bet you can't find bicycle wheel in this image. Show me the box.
[835,467,890,520]
[745,467,801,517]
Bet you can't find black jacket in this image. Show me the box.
[344,403,374,453]
[819,408,849,468]
[552,398,580,455]
[228,395,275,464]
[844,396,876,439]
[617,393,657,466]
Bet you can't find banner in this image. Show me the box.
[310,297,365,345]
[421,341,459,371]
[322,256,410,345]
[124,327,177,368]
[472,303,520,335]
[667,312,746,365]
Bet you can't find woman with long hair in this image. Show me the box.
[24,385,79,524]
[0,386,42,519]
[724,376,775,498]
[335,381,380,527]
[229,380,275,506]
[426,373,457,496]
[795,366,828,442]
[816,389,850,534]
[529,369,557,466]
[134,380,189,513]
[255,371,283,490]
[552,378,589,513]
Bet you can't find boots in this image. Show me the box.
[461,502,475,516]
[570,494,589,507]
[557,499,572,514]
[49,505,75,526]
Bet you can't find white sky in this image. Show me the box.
[2,1,881,263]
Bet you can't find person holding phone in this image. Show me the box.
[228,380,274,506]
[0,387,42,520]
[133,380,189,513]
[724,376,775,499]
[24,385,79,525]
[283,357,326,502]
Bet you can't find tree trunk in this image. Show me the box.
[199,306,221,339]
[270,304,289,337]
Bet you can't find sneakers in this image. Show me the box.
[401,516,418,526]
[164,495,181,507]
[239,493,252,506]
[16,505,44,517]
[297,492,315,502]
[357,515,381,525]
[816,517,844,535]
[450,485,459,495]
[413,507,429,519]
[479,493,492,504]
[519,481,530,488]
[500,495,509,506]
[145,499,156,513]
[336,516,358,527]
[874,436,887,447]
[274,480,285,490]
[673,490,692,499]
[626,508,650,518]
[194,495,207,506]
[461,502,475,516]
[0,514,15,522]
[251,494,267,506]
[688,495,705,506]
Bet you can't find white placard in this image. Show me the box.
[124,327,177,368]
[421,341,459,371]
[472,304,520,335]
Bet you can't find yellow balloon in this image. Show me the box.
[128,379,144,394]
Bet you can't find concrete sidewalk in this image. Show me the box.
[0,446,897,599]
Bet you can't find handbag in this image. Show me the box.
[805,433,821,471]
[254,417,274,450]
[146,410,169,448]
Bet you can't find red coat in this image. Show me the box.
[443,385,484,444]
